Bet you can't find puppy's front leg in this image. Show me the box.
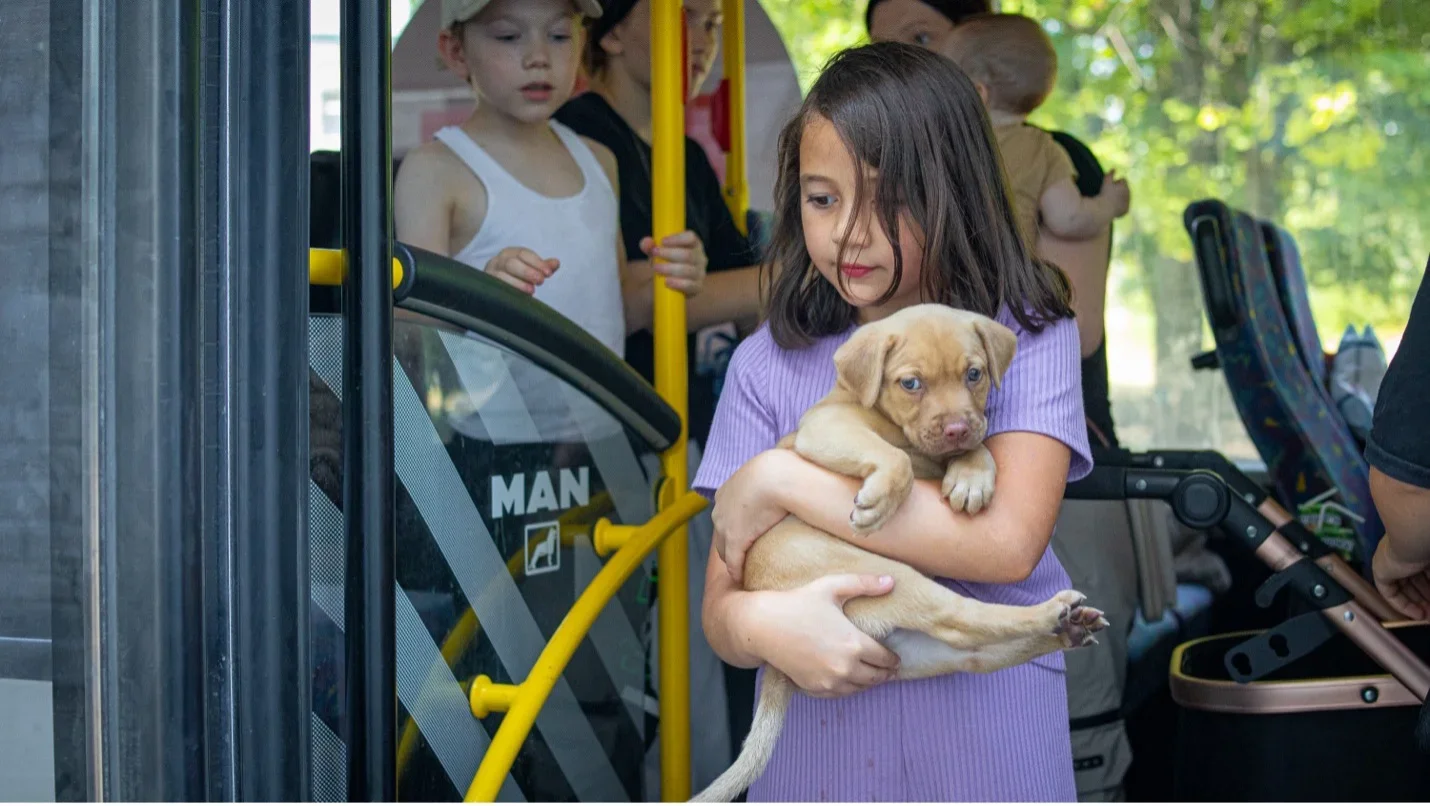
[941,443,997,515]
[792,405,913,536]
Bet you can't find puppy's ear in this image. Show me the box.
[974,318,1018,387]
[834,326,895,408]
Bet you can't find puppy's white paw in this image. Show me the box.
[850,463,914,536]
[941,459,995,515]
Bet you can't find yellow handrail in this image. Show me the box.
[462,491,708,802]
[721,0,749,232]
[309,247,406,289]
[395,494,617,777]
[651,0,693,799]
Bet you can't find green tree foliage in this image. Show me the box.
[762,0,870,90]
[762,0,1430,451]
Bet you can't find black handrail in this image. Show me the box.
[338,0,396,799]
[395,244,683,451]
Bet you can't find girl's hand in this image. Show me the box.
[712,450,796,584]
[641,231,708,297]
[1372,538,1430,621]
[745,574,901,697]
[484,247,558,295]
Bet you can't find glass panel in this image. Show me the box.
[1008,0,1429,460]
[307,310,663,802]
[0,0,93,801]
[311,0,424,154]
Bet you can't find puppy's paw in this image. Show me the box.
[1048,590,1108,649]
[941,456,996,515]
[850,460,914,536]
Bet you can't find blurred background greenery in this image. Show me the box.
[762,0,1429,455]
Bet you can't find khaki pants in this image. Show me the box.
[1051,499,1142,801]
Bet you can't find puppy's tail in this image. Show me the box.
[689,667,794,803]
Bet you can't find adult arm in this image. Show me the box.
[1366,265,1430,618]
[687,138,764,331]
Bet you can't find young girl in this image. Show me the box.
[692,42,1092,801]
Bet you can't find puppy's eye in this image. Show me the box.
[965,367,983,385]
[899,377,922,392]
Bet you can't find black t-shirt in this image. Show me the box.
[1366,261,1430,488]
[555,92,758,445]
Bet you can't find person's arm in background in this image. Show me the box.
[1366,264,1430,620]
[1038,174,1129,241]
[683,139,764,332]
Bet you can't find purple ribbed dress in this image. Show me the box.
[692,306,1093,802]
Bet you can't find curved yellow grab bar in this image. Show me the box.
[463,490,709,802]
[395,493,617,776]
[309,247,406,289]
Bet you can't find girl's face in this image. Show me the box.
[867,0,956,48]
[798,114,926,324]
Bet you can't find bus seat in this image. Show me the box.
[1260,220,1388,447]
[1259,222,1327,389]
[1184,199,1383,570]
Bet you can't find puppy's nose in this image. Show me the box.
[943,421,970,442]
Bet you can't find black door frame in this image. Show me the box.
[67,0,314,799]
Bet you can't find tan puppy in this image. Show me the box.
[692,303,1107,802]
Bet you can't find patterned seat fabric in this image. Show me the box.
[1260,222,1328,389]
[1184,200,1382,570]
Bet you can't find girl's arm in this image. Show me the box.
[715,313,1090,585]
[715,430,1070,585]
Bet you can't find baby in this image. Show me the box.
[938,13,1129,246]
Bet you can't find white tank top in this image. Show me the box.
[434,122,625,357]
[433,122,627,445]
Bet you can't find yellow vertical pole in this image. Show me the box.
[721,0,749,230]
[651,0,692,801]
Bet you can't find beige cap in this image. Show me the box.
[442,0,604,29]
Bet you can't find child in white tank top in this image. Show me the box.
[394,0,710,361]
[395,0,712,442]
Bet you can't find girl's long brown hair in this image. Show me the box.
[762,42,1073,350]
